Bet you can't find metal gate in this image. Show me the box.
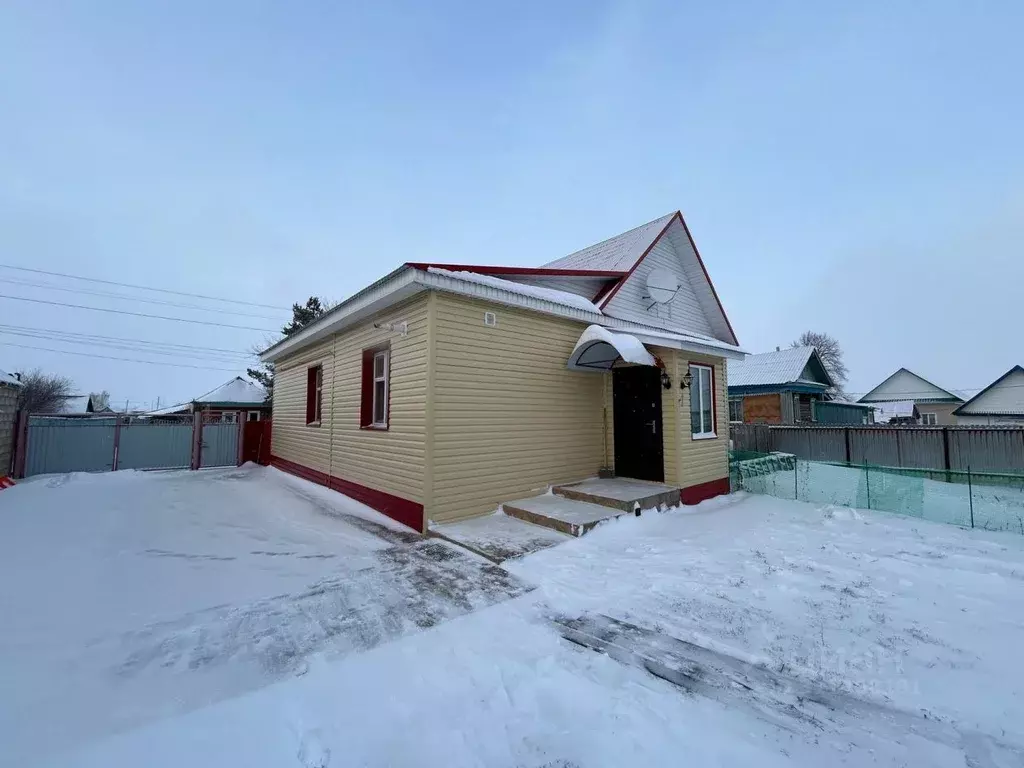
[118,418,193,470]
[24,416,117,476]
[198,414,240,468]
[16,412,247,477]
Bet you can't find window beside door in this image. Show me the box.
[689,364,716,439]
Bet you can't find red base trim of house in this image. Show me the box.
[679,477,731,505]
[271,455,424,532]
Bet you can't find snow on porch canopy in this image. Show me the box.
[567,325,658,371]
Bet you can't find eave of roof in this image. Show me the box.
[858,368,964,404]
[260,266,747,364]
[404,263,626,278]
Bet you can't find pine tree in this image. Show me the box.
[247,297,331,399]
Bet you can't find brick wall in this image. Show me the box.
[0,384,20,475]
[743,393,782,424]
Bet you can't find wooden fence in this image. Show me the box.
[731,424,1024,473]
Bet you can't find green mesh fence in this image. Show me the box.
[730,452,1024,535]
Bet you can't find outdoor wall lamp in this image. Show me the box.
[679,371,693,390]
[661,371,672,390]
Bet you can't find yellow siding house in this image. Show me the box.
[261,211,745,531]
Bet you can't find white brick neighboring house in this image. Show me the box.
[953,366,1024,425]
[0,369,23,475]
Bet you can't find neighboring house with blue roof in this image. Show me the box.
[727,347,840,424]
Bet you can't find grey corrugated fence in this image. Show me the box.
[732,424,1024,474]
[15,413,252,477]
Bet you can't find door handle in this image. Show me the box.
[646,420,657,434]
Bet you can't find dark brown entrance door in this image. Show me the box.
[612,366,665,482]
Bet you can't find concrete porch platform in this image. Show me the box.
[502,493,631,537]
[553,478,681,513]
[431,513,570,563]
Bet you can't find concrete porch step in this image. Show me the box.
[502,494,629,537]
[553,478,680,514]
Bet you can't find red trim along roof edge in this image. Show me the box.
[675,213,740,347]
[595,215,677,311]
[597,212,739,347]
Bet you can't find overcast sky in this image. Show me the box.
[1,1,1021,408]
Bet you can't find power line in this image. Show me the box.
[0,294,278,332]
[0,323,256,356]
[0,341,243,372]
[0,329,255,363]
[0,263,290,311]
[2,277,286,321]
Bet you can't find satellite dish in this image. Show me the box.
[645,268,680,304]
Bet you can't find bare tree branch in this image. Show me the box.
[16,369,75,413]
[791,331,848,397]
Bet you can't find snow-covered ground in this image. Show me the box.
[0,466,529,766]
[4,468,1024,766]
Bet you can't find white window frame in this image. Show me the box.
[247,410,261,422]
[920,412,937,425]
[371,349,389,427]
[728,397,744,424]
[221,411,238,424]
[689,364,717,439]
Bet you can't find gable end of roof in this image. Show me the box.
[953,365,1024,415]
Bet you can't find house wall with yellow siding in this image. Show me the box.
[272,287,729,528]
[428,293,606,523]
[673,351,729,493]
[271,295,429,511]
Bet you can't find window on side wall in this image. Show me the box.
[360,345,390,429]
[729,397,744,423]
[689,364,716,438]
[247,411,261,422]
[306,365,323,425]
[921,412,937,425]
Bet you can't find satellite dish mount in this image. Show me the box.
[643,268,681,310]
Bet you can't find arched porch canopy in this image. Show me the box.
[567,325,657,372]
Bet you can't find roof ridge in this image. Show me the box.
[540,211,678,271]
[556,211,676,260]
[861,367,963,403]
